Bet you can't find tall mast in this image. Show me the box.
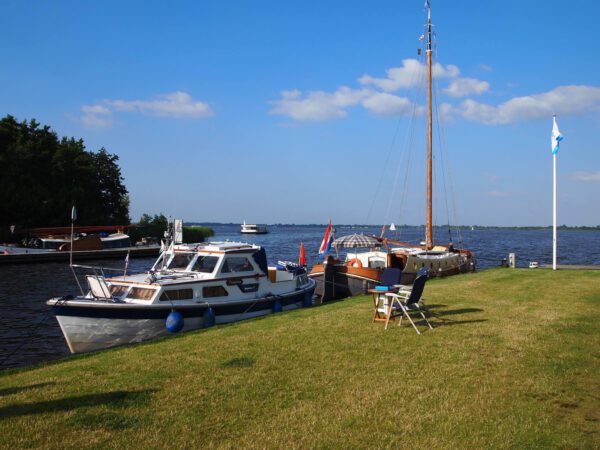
[425,1,433,249]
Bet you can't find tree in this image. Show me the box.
[0,115,130,242]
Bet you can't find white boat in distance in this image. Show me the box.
[240,221,268,234]
[48,240,315,353]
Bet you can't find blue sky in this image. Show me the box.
[1,0,599,226]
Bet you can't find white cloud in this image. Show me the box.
[81,91,214,128]
[478,64,493,72]
[82,104,111,115]
[269,87,419,121]
[361,92,414,116]
[444,78,490,98]
[569,171,600,182]
[105,91,214,118]
[456,85,600,125]
[359,58,459,92]
[81,104,113,128]
[269,87,369,121]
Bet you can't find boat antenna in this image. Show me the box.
[69,205,84,295]
[69,205,76,267]
[425,0,434,250]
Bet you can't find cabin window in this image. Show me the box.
[192,255,219,273]
[167,253,195,270]
[160,289,194,301]
[128,287,155,301]
[109,285,128,297]
[221,257,254,273]
[203,285,229,298]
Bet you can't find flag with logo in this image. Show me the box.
[551,116,563,155]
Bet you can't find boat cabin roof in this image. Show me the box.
[172,241,260,254]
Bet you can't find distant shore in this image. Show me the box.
[188,222,600,231]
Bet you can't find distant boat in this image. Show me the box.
[309,3,475,301]
[240,221,268,234]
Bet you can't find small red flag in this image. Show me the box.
[299,241,306,266]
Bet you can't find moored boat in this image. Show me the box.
[309,3,475,301]
[48,239,315,353]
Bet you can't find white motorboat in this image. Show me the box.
[240,221,268,234]
[48,239,315,353]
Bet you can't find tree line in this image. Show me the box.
[0,115,130,242]
[1,115,214,244]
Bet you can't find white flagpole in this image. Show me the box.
[553,151,557,270]
[551,114,563,271]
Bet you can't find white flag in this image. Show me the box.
[551,116,563,155]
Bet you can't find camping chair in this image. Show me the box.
[382,269,432,333]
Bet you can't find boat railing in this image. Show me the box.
[70,263,130,296]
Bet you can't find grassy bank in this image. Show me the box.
[1,269,598,448]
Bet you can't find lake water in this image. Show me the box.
[1,224,599,370]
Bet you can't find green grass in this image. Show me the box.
[1,269,599,449]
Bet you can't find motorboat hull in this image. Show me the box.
[50,281,315,353]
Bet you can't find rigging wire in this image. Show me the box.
[390,35,429,240]
[387,53,426,236]
[365,31,428,231]
[431,28,464,246]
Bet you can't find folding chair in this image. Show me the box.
[86,275,113,300]
[383,269,432,333]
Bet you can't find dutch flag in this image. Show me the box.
[318,220,334,256]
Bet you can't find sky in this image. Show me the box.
[1,0,599,226]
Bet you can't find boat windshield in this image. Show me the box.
[167,253,195,270]
[192,255,219,273]
[221,256,254,273]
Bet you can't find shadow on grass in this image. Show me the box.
[432,319,488,327]
[0,389,157,419]
[0,382,56,397]
[432,308,483,317]
[221,357,255,368]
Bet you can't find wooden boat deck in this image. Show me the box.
[0,246,160,265]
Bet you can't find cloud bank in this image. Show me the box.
[270,58,600,124]
[81,91,214,127]
[448,85,600,125]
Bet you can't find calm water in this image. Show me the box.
[1,224,599,370]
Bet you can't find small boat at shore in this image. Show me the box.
[48,237,315,353]
[2,225,132,253]
[240,221,268,234]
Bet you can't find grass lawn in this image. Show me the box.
[1,268,599,449]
